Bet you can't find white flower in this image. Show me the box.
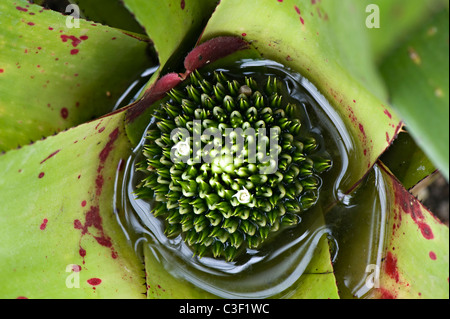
[233,187,252,204]
[172,139,190,157]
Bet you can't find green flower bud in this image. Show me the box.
[165,223,182,238]
[281,213,301,226]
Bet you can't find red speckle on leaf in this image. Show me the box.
[95,121,102,130]
[429,251,437,260]
[359,123,366,137]
[121,31,146,41]
[379,288,396,299]
[78,247,86,264]
[74,219,83,230]
[392,178,435,240]
[293,5,305,24]
[60,35,81,47]
[40,149,61,164]
[16,296,28,299]
[75,206,116,254]
[0,69,4,73]
[73,128,121,264]
[72,265,81,272]
[384,108,392,119]
[38,172,45,178]
[98,127,105,133]
[99,128,120,164]
[87,278,102,286]
[418,221,434,240]
[61,107,68,119]
[180,0,185,10]
[385,252,400,283]
[386,131,390,143]
[74,205,118,262]
[27,22,35,26]
[48,27,53,31]
[95,175,104,196]
[16,6,28,12]
[61,34,87,55]
[40,218,48,230]
[241,33,247,37]
[81,200,87,207]
[94,235,112,248]
[316,7,322,18]
[86,206,102,230]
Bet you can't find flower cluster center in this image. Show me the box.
[135,70,332,261]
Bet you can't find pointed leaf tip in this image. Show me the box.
[126,73,182,123]
[184,36,250,73]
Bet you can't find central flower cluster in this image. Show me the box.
[135,70,332,261]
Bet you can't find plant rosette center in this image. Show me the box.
[135,69,332,261]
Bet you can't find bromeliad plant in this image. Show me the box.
[0,0,448,299]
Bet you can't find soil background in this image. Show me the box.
[421,173,449,225]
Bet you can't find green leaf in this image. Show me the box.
[372,163,449,299]
[362,0,447,62]
[380,9,449,181]
[0,110,145,298]
[122,0,218,69]
[144,244,216,299]
[0,0,153,152]
[200,0,401,190]
[380,131,436,190]
[71,0,145,34]
[286,235,339,299]
[326,162,448,299]
[326,164,392,298]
